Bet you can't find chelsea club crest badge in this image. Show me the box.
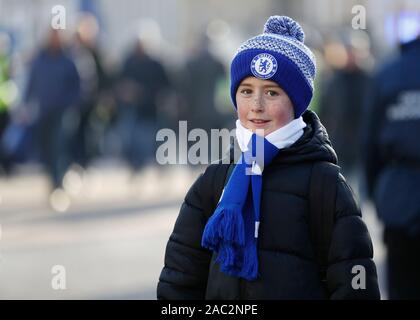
[250,53,278,79]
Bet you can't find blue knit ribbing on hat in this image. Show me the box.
[230,16,316,118]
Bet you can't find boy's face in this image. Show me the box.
[236,76,294,136]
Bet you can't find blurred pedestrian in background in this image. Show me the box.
[23,29,80,193]
[115,37,170,171]
[179,34,228,165]
[319,30,372,180]
[0,31,15,174]
[181,34,226,132]
[362,29,420,299]
[71,13,110,169]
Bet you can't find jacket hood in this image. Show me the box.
[228,110,338,165]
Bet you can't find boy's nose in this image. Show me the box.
[251,95,265,112]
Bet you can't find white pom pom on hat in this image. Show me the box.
[263,15,305,43]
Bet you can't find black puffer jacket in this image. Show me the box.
[157,110,380,300]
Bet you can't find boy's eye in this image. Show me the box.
[240,89,252,94]
[267,90,279,97]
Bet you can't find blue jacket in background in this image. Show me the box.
[24,48,80,114]
[362,38,420,235]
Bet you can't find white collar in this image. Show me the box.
[235,117,306,152]
[235,117,307,174]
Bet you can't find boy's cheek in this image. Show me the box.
[237,106,248,122]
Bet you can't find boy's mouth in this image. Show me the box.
[250,119,270,125]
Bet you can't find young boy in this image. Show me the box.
[157,16,380,299]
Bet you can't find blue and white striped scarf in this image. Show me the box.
[202,117,306,280]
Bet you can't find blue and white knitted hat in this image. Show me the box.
[230,16,316,118]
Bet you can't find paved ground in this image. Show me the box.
[0,161,387,299]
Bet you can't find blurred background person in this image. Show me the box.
[70,13,110,169]
[180,34,226,132]
[23,28,80,195]
[115,37,170,172]
[0,31,15,174]
[361,18,420,299]
[319,29,372,181]
[178,33,228,166]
